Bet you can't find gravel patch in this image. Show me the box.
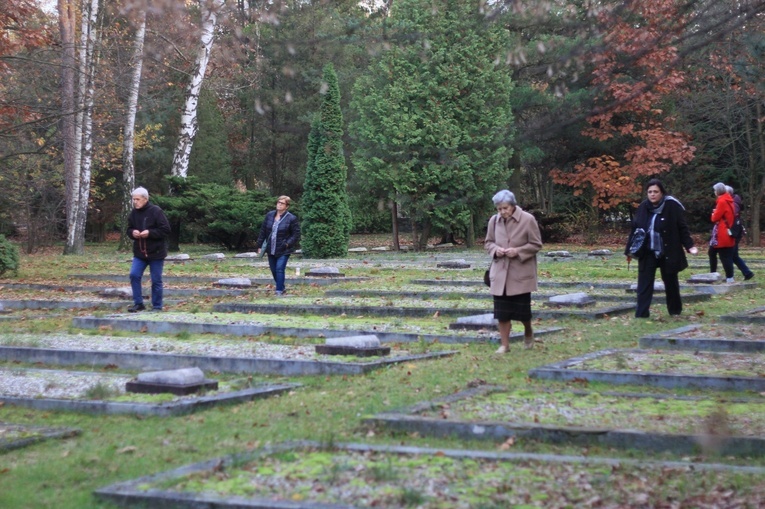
[0,368,131,399]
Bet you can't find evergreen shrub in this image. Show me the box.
[0,234,20,276]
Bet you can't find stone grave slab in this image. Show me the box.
[365,385,765,457]
[94,440,765,509]
[587,249,612,256]
[0,366,298,416]
[687,272,722,283]
[71,314,564,346]
[529,348,765,392]
[545,250,572,257]
[0,422,81,453]
[212,277,252,288]
[315,335,391,357]
[436,259,471,269]
[721,306,765,325]
[233,252,260,258]
[640,324,765,353]
[165,254,191,263]
[126,367,219,396]
[213,301,490,318]
[545,292,596,308]
[347,247,368,252]
[200,253,226,260]
[305,266,344,277]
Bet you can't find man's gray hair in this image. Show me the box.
[725,185,734,195]
[492,190,517,207]
[713,182,727,196]
[131,187,149,199]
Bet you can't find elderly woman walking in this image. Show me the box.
[484,190,543,353]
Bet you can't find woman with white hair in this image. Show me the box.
[710,182,736,283]
[484,189,543,353]
[126,187,171,312]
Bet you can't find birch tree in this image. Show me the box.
[120,1,148,250]
[58,0,78,253]
[170,0,225,178]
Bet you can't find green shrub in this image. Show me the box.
[0,234,20,276]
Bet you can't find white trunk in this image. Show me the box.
[170,0,225,178]
[121,6,147,248]
[74,0,99,254]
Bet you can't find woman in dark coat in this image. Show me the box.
[625,179,698,318]
[256,195,301,295]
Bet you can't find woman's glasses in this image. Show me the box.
[277,201,287,205]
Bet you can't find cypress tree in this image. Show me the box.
[301,63,352,258]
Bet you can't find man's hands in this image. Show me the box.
[132,229,149,239]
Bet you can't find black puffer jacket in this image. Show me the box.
[126,203,171,260]
[256,210,300,257]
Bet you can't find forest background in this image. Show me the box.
[2,0,765,257]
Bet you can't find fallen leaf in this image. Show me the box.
[117,446,137,454]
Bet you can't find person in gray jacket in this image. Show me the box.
[484,190,543,353]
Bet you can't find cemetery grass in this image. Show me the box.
[0,241,765,508]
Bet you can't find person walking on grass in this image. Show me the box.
[126,187,171,312]
[256,195,301,296]
[626,179,698,318]
[484,189,543,353]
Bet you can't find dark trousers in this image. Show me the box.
[708,245,735,279]
[636,254,681,318]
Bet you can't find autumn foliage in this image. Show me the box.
[551,0,696,209]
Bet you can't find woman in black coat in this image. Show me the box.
[625,179,698,318]
[256,195,301,295]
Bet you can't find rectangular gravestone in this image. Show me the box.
[545,292,596,308]
[448,313,496,331]
[126,367,218,396]
[315,335,390,357]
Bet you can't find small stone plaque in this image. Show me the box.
[348,247,368,252]
[127,367,218,396]
[99,287,133,299]
[165,254,191,261]
[546,292,596,308]
[234,252,260,258]
[545,250,572,257]
[306,266,344,277]
[588,249,612,256]
[213,277,252,287]
[326,335,381,348]
[371,246,390,251]
[687,272,721,284]
[437,259,470,269]
[448,313,497,330]
[201,253,226,260]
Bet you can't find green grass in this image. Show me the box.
[0,240,764,507]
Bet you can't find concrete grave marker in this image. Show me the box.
[448,313,497,330]
[201,253,226,260]
[545,250,572,257]
[546,292,596,308]
[348,247,368,252]
[436,259,471,269]
[213,277,252,288]
[99,287,133,299]
[234,252,260,258]
[306,266,345,277]
[126,367,218,396]
[315,334,390,357]
[165,254,191,261]
[588,249,612,256]
[687,272,722,284]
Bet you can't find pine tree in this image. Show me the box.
[301,63,352,258]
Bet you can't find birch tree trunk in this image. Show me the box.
[119,4,148,251]
[68,0,101,255]
[59,0,78,254]
[170,0,225,178]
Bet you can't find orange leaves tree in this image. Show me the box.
[551,0,696,210]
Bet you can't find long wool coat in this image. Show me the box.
[484,207,543,296]
[624,197,694,274]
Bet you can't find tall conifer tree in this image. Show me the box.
[301,63,352,258]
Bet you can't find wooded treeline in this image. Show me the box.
[1,0,765,254]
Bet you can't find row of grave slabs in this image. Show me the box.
[92,317,765,508]
[4,271,763,507]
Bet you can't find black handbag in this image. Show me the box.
[484,265,491,286]
[628,227,646,257]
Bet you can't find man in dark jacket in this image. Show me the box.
[126,187,171,312]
